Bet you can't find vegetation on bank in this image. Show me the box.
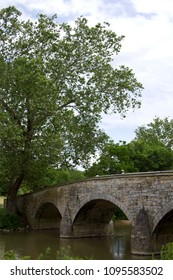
[159,242,173,260]
[153,242,173,260]
[1,246,91,260]
[0,208,21,230]
[2,243,173,260]
[0,196,25,230]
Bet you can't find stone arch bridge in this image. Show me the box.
[17,171,173,255]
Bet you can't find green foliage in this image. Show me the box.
[2,246,90,260]
[131,116,173,171]
[0,6,143,211]
[43,168,86,187]
[56,246,85,260]
[130,139,173,172]
[0,208,20,229]
[86,117,173,176]
[135,117,173,149]
[160,242,173,260]
[38,247,52,260]
[2,250,18,260]
[85,141,138,176]
[2,250,30,260]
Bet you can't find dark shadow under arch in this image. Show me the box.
[72,192,132,223]
[152,209,173,251]
[34,202,62,230]
[72,199,129,237]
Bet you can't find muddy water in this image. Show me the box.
[0,221,150,259]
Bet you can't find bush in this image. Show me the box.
[0,209,20,230]
[160,242,173,260]
[2,250,30,260]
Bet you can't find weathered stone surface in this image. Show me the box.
[17,171,173,255]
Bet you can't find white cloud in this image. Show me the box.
[1,0,173,143]
[132,0,173,16]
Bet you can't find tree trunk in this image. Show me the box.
[6,174,24,214]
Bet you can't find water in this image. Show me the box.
[0,221,150,259]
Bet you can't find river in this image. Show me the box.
[0,221,150,260]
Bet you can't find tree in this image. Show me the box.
[130,139,173,172]
[131,117,173,171]
[85,141,138,177]
[42,167,86,187]
[135,117,173,149]
[86,117,173,176]
[0,6,143,213]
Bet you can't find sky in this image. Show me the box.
[1,0,173,143]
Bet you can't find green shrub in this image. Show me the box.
[2,250,17,260]
[2,250,30,260]
[0,209,20,230]
[160,242,173,260]
[38,247,52,260]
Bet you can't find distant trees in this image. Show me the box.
[85,141,137,177]
[85,117,173,177]
[134,117,173,149]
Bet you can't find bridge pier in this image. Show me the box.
[131,207,153,255]
[60,207,74,238]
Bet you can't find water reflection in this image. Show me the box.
[110,237,126,259]
[110,220,131,259]
[0,221,150,260]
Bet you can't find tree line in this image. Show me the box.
[85,117,173,177]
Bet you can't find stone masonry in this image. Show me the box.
[16,171,173,255]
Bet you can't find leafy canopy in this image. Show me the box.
[135,117,173,149]
[86,117,173,176]
[0,6,143,196]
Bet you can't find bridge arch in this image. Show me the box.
[34,202,62,230]
[71,193,133,237]
[151,200,173,250]
[152,200,173,233]
[72,193,133,223]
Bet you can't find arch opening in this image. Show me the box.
[152,209,173,251]
[34,202,62,230]
[72,199,129,237]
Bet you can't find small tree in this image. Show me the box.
[132,117,173,171]
[0,6,143,213]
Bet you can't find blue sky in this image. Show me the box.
[1,0,173,143]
